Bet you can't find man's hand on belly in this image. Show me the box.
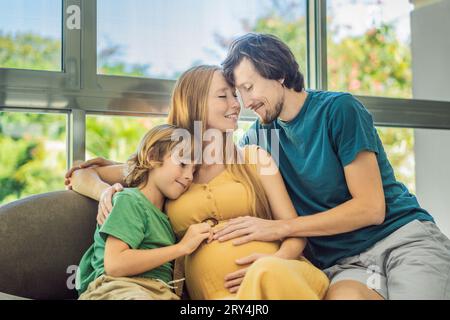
[213,216,290,245]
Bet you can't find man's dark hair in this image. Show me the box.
[222,33,305,92]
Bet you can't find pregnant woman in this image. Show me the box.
[66,65,329,300]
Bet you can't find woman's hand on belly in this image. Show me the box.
[223,252,275,294]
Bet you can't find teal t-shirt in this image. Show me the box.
[75,188,176,295]
[240,90,433,269]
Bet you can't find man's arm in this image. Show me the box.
[283,150,385,237]
[214,151,385,243]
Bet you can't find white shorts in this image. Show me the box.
[323,219,450,300]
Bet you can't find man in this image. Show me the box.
[213,33,450,300]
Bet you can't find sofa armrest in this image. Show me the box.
[0,191,98,300]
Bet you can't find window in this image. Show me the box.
[326,0,416,192]
[327,0,413,98]
[0,0,62,71]
[377,127,415,193]
[86,115,166,162]
[0,111,67,205]
[97,0,307,79]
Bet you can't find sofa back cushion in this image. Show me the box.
[0,191,97,299]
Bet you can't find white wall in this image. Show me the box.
[411,0,450,237]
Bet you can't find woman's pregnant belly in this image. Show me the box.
[185,222,280,300]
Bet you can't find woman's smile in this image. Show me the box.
[224,112,239,122]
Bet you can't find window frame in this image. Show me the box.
[307,0,450,130]
[0,0,81,90]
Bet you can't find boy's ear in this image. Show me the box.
[146,147,158,162]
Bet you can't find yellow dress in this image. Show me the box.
[166,150,329,300]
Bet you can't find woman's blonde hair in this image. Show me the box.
[125,124,188,188]
[167,65,272,220]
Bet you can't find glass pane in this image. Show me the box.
[0,0,62,71]
[327,0,413,98]
[0,112,67,206]
[86,115,167,162]
[377,127,415,193]
[97,0,307,79]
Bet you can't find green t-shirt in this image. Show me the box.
[75,188,176,295]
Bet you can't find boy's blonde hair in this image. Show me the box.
[167,65,272,220]
[125,124,189,188]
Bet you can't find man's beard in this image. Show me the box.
[260,100,283,125]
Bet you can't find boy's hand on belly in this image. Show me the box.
[224,253,273,293]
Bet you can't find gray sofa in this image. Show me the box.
[0,191,98,300]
